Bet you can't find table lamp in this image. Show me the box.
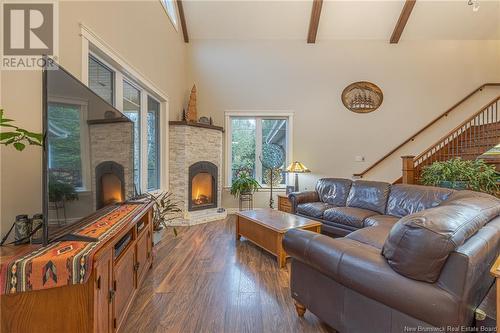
[285,161,311,192]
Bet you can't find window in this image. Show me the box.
[88,56,114,105]
[161,0,179,29]
[147,97,160,190]
[87,53,164,192]
[123,80,141,190]
[227,114,292,187]
[47,102,89,190]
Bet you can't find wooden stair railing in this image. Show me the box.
[353,83,500,178]
[402,95,500,184]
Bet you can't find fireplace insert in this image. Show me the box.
[96,161,126,209]
[188,161,217,211]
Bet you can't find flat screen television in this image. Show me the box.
[43,61,134,245]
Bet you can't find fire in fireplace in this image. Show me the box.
[96,161,126,209]
[188,161,217,211]
[102,174,123,205]
[192,172,213,205]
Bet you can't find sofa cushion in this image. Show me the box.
[382,190,500,283]
[324,207,377,228]
[363,215,399,228]
[346,224,393,250]
[346,180,390,215]
[297,202,334,218]
[316,178,352,206]
[386,184,455,217]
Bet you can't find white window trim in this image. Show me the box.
[80,24,170,193]
[224,111,294,188]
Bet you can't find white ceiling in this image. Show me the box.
[183,0,500,41]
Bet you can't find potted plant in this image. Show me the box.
[420,158,498,195]
[0,109,43,151]
[48,175,79,203]
[147,191,182,243]
[230,172,260,197]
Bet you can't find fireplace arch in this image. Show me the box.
[188,161,218,211]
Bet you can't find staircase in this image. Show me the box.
[402,96,499,184]
[353,83,500,184]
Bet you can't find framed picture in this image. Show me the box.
[341,81,383,114]
[286,186,295,194]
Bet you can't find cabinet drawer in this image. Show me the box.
[279,204,292,213]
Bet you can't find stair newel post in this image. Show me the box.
[401,156,416,184]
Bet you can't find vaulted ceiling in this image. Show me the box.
[180,0,500,42]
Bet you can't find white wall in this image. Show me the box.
[0,1,187,236]
[185,39,500,209]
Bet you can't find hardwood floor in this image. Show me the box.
[121,215,334,333]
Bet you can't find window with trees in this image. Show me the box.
[147,97,160,190]
[227,115,291,187]
[47,102,89,190]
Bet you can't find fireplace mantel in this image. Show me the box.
[169,121,224,132]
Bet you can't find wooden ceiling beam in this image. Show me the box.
[177,0,189,43]
[390,0,416,44]
[307,0,323,44]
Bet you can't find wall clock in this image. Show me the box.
[341,81,383,114]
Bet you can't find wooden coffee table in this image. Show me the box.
[235,209,321,268]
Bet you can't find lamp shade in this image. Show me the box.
[285,161,311,173]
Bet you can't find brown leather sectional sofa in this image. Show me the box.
[284,178,500,333]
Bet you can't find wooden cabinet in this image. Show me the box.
[1,204,154,333]
[94,249,112,333]
[278,194,292,213]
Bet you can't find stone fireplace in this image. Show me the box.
[169,121,226,225]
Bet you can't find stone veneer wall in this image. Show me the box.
[169,125,223,214]
[89,122,134,209]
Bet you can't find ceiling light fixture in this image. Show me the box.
[468,0,480,12]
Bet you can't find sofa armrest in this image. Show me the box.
[288,191,319,213]
[283,229,348,278]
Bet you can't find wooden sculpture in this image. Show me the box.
[187,84,197,122]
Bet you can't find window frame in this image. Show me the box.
[81,26,170,193]
[160,0,179,31]
[225,111,294,189]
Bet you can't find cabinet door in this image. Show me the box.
[135,229,151,285]
[113,246,135,331]
[94,249,112,333]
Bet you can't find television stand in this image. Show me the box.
[54,234,98,242]
[1,202,154,333]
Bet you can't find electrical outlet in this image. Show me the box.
[355,156,365,162]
